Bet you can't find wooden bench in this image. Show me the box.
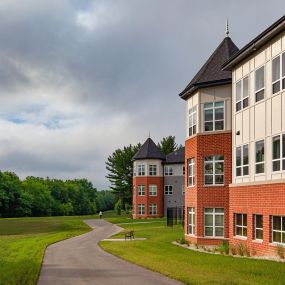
[125,230,134,240]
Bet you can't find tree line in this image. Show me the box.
[0,172,115,218]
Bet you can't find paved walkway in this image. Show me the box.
[37,219,183,285]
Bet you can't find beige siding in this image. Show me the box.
[134,159,163,177]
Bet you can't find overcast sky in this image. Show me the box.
[0,1,284,189]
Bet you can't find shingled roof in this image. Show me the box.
[132,138,165,160]
[179,36,239,100]
[164,147,185,164]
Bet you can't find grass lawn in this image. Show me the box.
[100,218,285,285]
[0,214,97,285]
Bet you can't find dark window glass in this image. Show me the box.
[236,147,241,166]
[256,141,264,163]
[204,109,213,121]
[215,121,224,130]
[273,216,281,231]
[243,166,249,176]
[205,122,213,131]
[273,136,280,160]
[236,102,242,112]
[273,81,280,94]
[255,89,264,102]
[272,56,280,82]
[243,97,249,108]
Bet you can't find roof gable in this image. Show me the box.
[132,138,165,160]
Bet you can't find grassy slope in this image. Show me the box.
[0,215,94,285]
[100,218,285,285]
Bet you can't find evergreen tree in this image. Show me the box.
[157,135,181,154]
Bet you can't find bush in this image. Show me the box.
[115,199,122,215]
[237,243,245,256]
[231,245,237,255]
[177,236,187,245]
[125,203,131,214]
[276,244,285,259]
[218,241,229,255]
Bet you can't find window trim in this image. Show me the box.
[204,101,225,132]
[149,164,157,176]
[138,164,146,176]
[188,106,197,137]
[187,158,195,187]
[255,139,265,175]
[272,215,285,245]
[149,184,157,196]
[149,204,157,215]
[138,204,145,215]
[188,207,195,236]
[236,76,249,112]
[164,165,173,176]
[235,144,249,177]
[272,53,285,95]
[254,214,263,241]
[272,133,285,173]
[204,208,224,238]
[204,155,224,186]
[235,213,247,238]
[255,65,265,103]
[164,185,173,195]
[138,185,145,196]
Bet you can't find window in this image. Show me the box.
[272,134,285,172]
[187,158,195,186]
[149,185,157,196]
[204,208,224,237]
[255,66,265,102]
[236,145,249,176]
[138,164,145,176]
[236,76,249,111]
[254,215,263,240]
[255,140,265,174]
[183,166,185,175]
[272,53,285,94]
[138,204,145,215]
[188,106,197,136]
[138,185,145,196]
[164,185,173,195]
[272,216,285,244]
[235,213,247,237]
[149,165,157,176]
[149,204,157,215]
[204,155,224,185]
[188,207,195,235]
[204,101,224,132]
[164,166,173,176]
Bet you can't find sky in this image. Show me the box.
[0,0,284,189]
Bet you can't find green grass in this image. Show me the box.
[0,215,96,285]
[100,218,285,285]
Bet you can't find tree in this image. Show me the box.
[106,144,141,205]
[157,136,182,155]
[115,199,122,215]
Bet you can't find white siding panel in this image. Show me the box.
[271,95,282,135]
[282,91,285,130]
[236,66,242,81]
[271,39,281,57]
[235,112,243,145]
[254,102,266,139]
[242,109,250,143]
[255,50,266,68]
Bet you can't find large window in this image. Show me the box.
[149,204,157,215]
[204,101,224,131]
[272,134,285,172]
[204,208,224,237]
[138,204,145,215]
[235,213,247,237]
[236,76,249,112]
[236,144,249,176]
[187,158,195,186]
[188,106,197,136]
[272,53,285,94]
[254,214,263,240]
[149,165,157,176]
[164,185,173,195]
[149,185,157,196]
[272,216,285,244]
[164,165,173,176]
[138,185,145,196]
[188,207,195,235]
[204,155,224,185]
[255,66,265,102]
[255,140,265,174]
[138,164,145,176]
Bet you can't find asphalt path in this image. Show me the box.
[37,219,183,285]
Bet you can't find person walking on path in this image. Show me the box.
[99,211,103,219]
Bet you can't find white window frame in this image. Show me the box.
[272,133,285,172]
[272,216,285,244]
[204,208,224,237]
[204,101,224,132]
[149,165,157,176]
[164,165,173,176]
[255,140,265,174]
[164,185,173,195]
[255,65,265,102]
[204,155,224,185]
[272,53,285,95]
[138,164,145,176]
[254,214,263,241]
[149,184,157,196]
[236,76,249,112]
[188,207,195,235]
[235,213,247,238]
[138,204,145,215]
[149,204,157,215]
[236,144,249,177]
[188,106,197,137]
[187,158,195,186]
[138,185,145,196]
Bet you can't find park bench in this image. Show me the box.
[125,230,135,240]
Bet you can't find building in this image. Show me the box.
[132,137,185,218]
[180,15,285,256]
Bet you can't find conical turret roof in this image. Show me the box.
[133,138,165,160]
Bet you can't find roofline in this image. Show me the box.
[223,15,285,70]
[179,78,232,100]
[162,161,184,165]
[132,157,165,161]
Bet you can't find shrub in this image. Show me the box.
[218,241,229,255]
[125,203,131,214]
[115,199,122,215]
[237,243,250,256]
[176,236,187,245]
[276,244,285,259]
[231,245,237,255]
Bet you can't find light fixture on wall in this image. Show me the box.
[236,130,240,135]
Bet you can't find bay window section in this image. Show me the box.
[204,155,224,185]
[272,216,285,244]
[255,66,265,102]
[235,213,247,237]
[255,140,265,174]
[236,144,249,177]
[204,208,224,237]
[188,158,195,186]
[188,207,195,235]
[204,102,224,132]
[272,134,285,172]
[236,77,249,112]
[188,106,197,136]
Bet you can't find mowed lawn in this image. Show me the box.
[0,215,96,285]
[100,218,285,285]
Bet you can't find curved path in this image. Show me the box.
[37,219,183,285]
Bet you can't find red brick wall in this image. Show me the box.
[230,182,285,256]
[184,132,232,245]
[133,176,164,218]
